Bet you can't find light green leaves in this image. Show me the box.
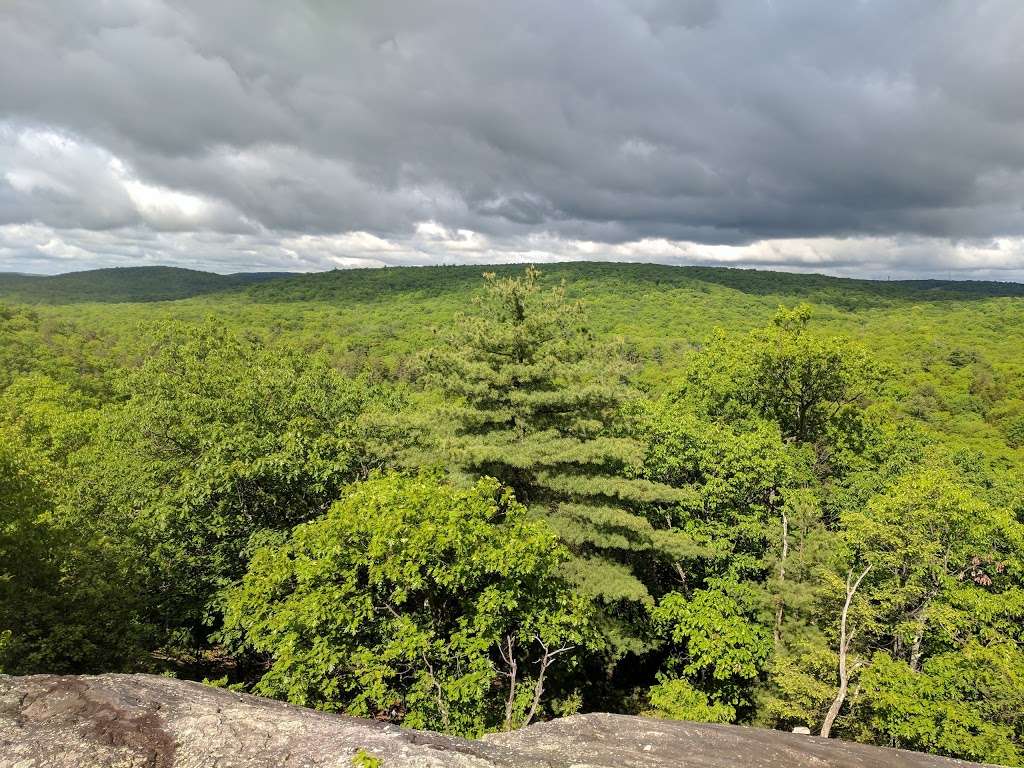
[652,581,771,712]
[222,472,594,736]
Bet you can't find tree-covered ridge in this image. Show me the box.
[14,260,1023,307]
[8,262,1024,454]
[242,262,1024,307]
[0,266,288,304]
[1,264,1023,765]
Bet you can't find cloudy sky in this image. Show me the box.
[2,1,1023,278]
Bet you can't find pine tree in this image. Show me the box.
[423,267,688,653]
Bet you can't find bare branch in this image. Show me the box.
[521,636,576,728]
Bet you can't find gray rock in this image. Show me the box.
[0,674,984,767]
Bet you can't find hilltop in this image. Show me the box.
[246,262,1024,308]
[3,262,1024,307]
[0,266,289,304]
[6,260,1024,422]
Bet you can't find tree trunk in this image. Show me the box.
[909,613,928,672]
[420,651,450,732]
[500,635,519,730]
[796,398,808,442]
[907,587,939,672]
[820,565,871,739]
[524,669,545,729]
[774,506,789,646]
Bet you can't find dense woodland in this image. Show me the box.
[2,263,1023,764]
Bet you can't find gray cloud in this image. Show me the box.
[1,0,1023,275]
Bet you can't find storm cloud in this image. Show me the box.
[1,0,1023,276]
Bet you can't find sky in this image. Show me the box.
[1,0,1023,279]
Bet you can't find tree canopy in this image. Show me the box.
[221,472,594,736]
[2,263,1023,764]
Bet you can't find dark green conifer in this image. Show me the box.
[423,267,689,652]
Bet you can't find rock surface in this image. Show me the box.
[0,674,984,767]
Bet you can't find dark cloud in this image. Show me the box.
[1,0,1023,274]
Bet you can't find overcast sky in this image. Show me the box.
[2,1,1023,278]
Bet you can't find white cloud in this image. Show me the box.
[0,123,251,232]
[121,178,240,231]
[1,0,1023,278]
[4,221,1024,281]
[414,221,489,251]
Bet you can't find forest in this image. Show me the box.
[1,262,1023,765]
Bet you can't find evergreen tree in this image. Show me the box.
[423,268,687,652]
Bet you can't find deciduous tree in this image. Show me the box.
[222,473,595,736]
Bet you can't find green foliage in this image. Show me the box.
[652,581,772,714]
[0,432,149,673]
[684,304,883,445]
[637,398,792,585]
[2,262,1024,763]
[645,676,735,723]
[1003,412,1024,448]
[755,639,838,732]
[239,262,1024,308]
[0,304,112,395]
[222,472,595,736]
[843,466,1024,665]
[78,322,405,648]
[858,646,1024,765]
[0,266,283,304]
[352,749,381,768]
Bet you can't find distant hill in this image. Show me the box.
[0,266,290,304]
[242,261,1024,309]
[3,262,1023,308]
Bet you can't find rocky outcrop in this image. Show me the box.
[0,674,983,767]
